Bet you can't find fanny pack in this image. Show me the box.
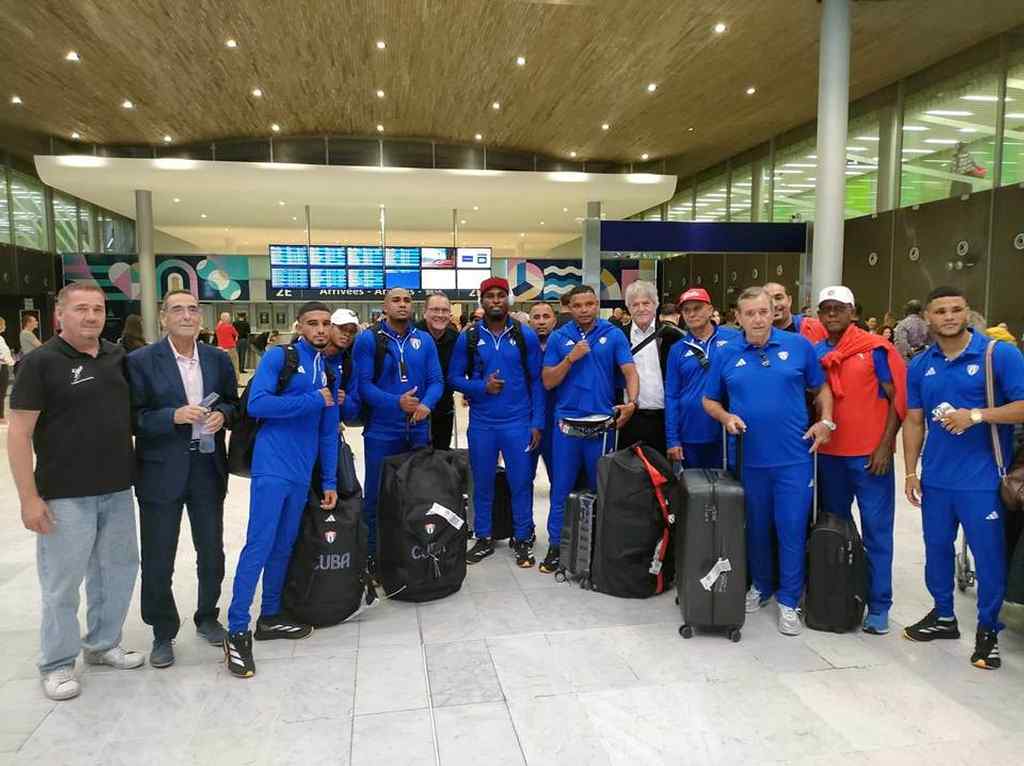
[559,414,615,439]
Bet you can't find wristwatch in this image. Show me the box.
[820,419,837,432]
[970,408,983,425]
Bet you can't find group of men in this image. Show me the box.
[8,273,1024,699]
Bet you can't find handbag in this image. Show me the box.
[984,340,1024,512]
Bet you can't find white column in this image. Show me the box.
[134,189,158,341]
[582,201,602,301]
[811,0,851,295]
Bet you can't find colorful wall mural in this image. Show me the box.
[61,253,251,302]
[505,258,640,305]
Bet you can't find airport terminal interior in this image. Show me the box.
[3,1,1024,764]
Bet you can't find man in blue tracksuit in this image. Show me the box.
[528,302,558,485]
[224,302,339,678]
[353,288,443,572]
[324,308,362,425]
[665,287,741,469]
[703,286,834,637]
[449,277,545,569]
[540,284,639,574]
[902,285,1024,670]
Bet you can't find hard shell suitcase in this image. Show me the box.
[556,491,597,588]
[676,434,746,641]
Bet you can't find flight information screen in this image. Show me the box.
[309,246,347,266]
[348,268,385,289]
[271,267,309,288]
[270,245,308,266]
[386,247,421,267]
[348,247,384,266]
[309,268,348,288]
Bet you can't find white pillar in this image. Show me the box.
[811,0,851,296]
[582,201,602,302]
[134,190,158,341]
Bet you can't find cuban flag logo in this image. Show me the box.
[599,337,608,344]
[324,531,336,544]
[778,351,789,361]
[967,364,980,376]
[411,337,421,350]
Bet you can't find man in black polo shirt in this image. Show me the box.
[7,282,143,701]
[416,292,459,449]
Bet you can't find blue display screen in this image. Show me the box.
[385,269,421,289]
[386,247,421,267]
[271,267,309,288]
[348,247,384,266]
[309,246,347,266]
[310,268,348,288]
[270,245,308,266]
[348,268,385,289]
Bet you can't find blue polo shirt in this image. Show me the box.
[907,331,1024,491]
[666,324,742,448]
[544,318,634,420]
[703,327,824,468]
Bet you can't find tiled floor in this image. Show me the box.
[1,411,1023,765]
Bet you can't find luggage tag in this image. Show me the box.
[700,557,732,591]
[426,502,465,530]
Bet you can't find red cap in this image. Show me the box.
[677,287,712,306]
[479,276,510,295]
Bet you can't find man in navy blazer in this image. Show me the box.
[127,290,239,668]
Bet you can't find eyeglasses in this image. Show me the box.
[757,349,771,368]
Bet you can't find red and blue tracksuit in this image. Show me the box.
[448,320,545,541]
[907,331,1024,631]
[353,321,443,549]
[228,340,339,632]
[703,328,825,609]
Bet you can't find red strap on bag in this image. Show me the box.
[633,445,674,594]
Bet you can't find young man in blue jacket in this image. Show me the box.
[449,277,545,568]
[324,308,361,424]
[224,302,339,678]
[352,288,443,574]
[540,284,639,574]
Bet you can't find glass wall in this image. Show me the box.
[695,169,729,222]
[666,184,693,221]
[98,209,135,254]
[0,169,9,245]
[771,136,817,223]
[1001,47,1024,186]
[900,64,1001,206]
[52,192,79,253]
[78,201,98,252]
[729,164,753,222]
[9,171,48,250]
[845,111,880,218]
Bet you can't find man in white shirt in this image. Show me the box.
[617,280,681,455]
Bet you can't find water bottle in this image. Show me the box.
[196,393,220,454]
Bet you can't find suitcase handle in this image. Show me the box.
[721,426,743,479]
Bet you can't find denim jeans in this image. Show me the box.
[37,490,139,673]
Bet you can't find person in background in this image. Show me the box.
[528,302,557,484]
[0,317,14,424]
[126,290,239,669]
[8,283,144,701]
[416,292,459,449]
[323,309,361,425]
[764,282,827,343]
[659,304,680,328]
[852,304,870,332]
[197,324,212,345]
[882,311,897,330]
[814,286,907,636]
[880,326,895,342]
[555,293,573,327]
[703,286,834,636]
[665,288,742,469]
[985,322,1017,344]
[617,280,681,455]
[894,299,930,360]
[801,305,813,319]
[866,316,879,333]
[949,141,986,197]
[119,314,147,353]
[967,310,988,333]
[215,312,240,378]
[609,307,626,328]
[20,314,42,357]
[233,312,251,374]
[902,286,1024,670]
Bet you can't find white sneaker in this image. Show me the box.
[778,605,803,636]
[83,645,145,670]
[42,667,81,701]
[745,586,768,614]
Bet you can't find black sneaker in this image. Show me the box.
[512,538,535,569]
[903,609,960,642]
[971,627,1001,670]
[466,537,495,565]
[254,613,313,641]
[366,554,379,587]
[524,532,536,552]
[224,631,255,678]
[538,546,560,574]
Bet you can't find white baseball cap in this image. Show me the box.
[818,285,856,307]
[330,308,360,326]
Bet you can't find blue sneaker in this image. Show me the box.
[863,611,890,635]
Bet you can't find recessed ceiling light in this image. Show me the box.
[122,99,134,109]
[200,213,207,219]
[473,205,479,211]
[646,83,658,93]
[515,56,526,66]
[713,22,727,34]
[376,89,385,98]
[569,151,577,158]
[172,197,180,203]
[746,86,757,95]
[225,38,237,48]
[292,216,298,221]
[519,232,525,237]
[687,126,694,132]
[563,207,568,213]
[601,123,610,131]
[65,51,80,62]
[376,124,384,133]
[251,87,263,98]
[277,200,286,206]
[271,123,281,132]
[540,221,545,225]
[460,219,467,225]
[474,133,483,141]
[641,153,649,160]
[491,101,501,110]
[376,40,386,50]
[70,131,80,140]
[10,95,22,105]
[162,135,173,143]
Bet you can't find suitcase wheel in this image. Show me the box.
[728,628,742,643]
[674,595,679,606]
[554,570,567,584]
[679,625,694,639]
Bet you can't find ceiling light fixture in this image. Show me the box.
[251,87,263,97]
[292,216,297,221]
[10,95,23,105]
[271,123,280,132]
[902,125,928,131]
[121,99,133,109]
[172,197,180,203]
[65,51,80,62]
[563,207,569,212]
[473,205,479,211]
[225,38,237,48]
[70,131,80,140]
[163,135,173,143]
[687,126,695,132]
[926,109,974,117]
[569,151,577,158]
[376,40,386,49]
[277,200,286,206]
[640,153,649,160]
[540,221,545,225]
[491,101,501,110]
[200,213,207,219]
[376,124,384,132]
[646,83,657,93]
[515,56,526,66]
[376,89,385,98]
[713,22,727,34]
[746,86,757,95]
[601,123,610,131]
[474,133,483,141]
[460,219,467,225]
[519,233,525,237]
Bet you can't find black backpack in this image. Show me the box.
[227,345,336,478]
[346,325,393,427]
[464,320,529,382]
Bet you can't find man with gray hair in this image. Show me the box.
[617,280,681,455]
[894,299,930,360]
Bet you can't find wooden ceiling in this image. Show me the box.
[1,0,1023,176]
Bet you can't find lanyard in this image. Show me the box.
[382,323,414,382]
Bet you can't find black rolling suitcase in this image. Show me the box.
[377,448,469,602]
[805,454,868,633]
[556,491,598,588]
[676,435,746,642]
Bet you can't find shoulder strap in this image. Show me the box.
[465,324,479,375]
[985,340,1006,476]
[510,320,529,375]
[341,350,353,390]
[630,324,661,356]
[276,345,300,394]
[372,327,389,383]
